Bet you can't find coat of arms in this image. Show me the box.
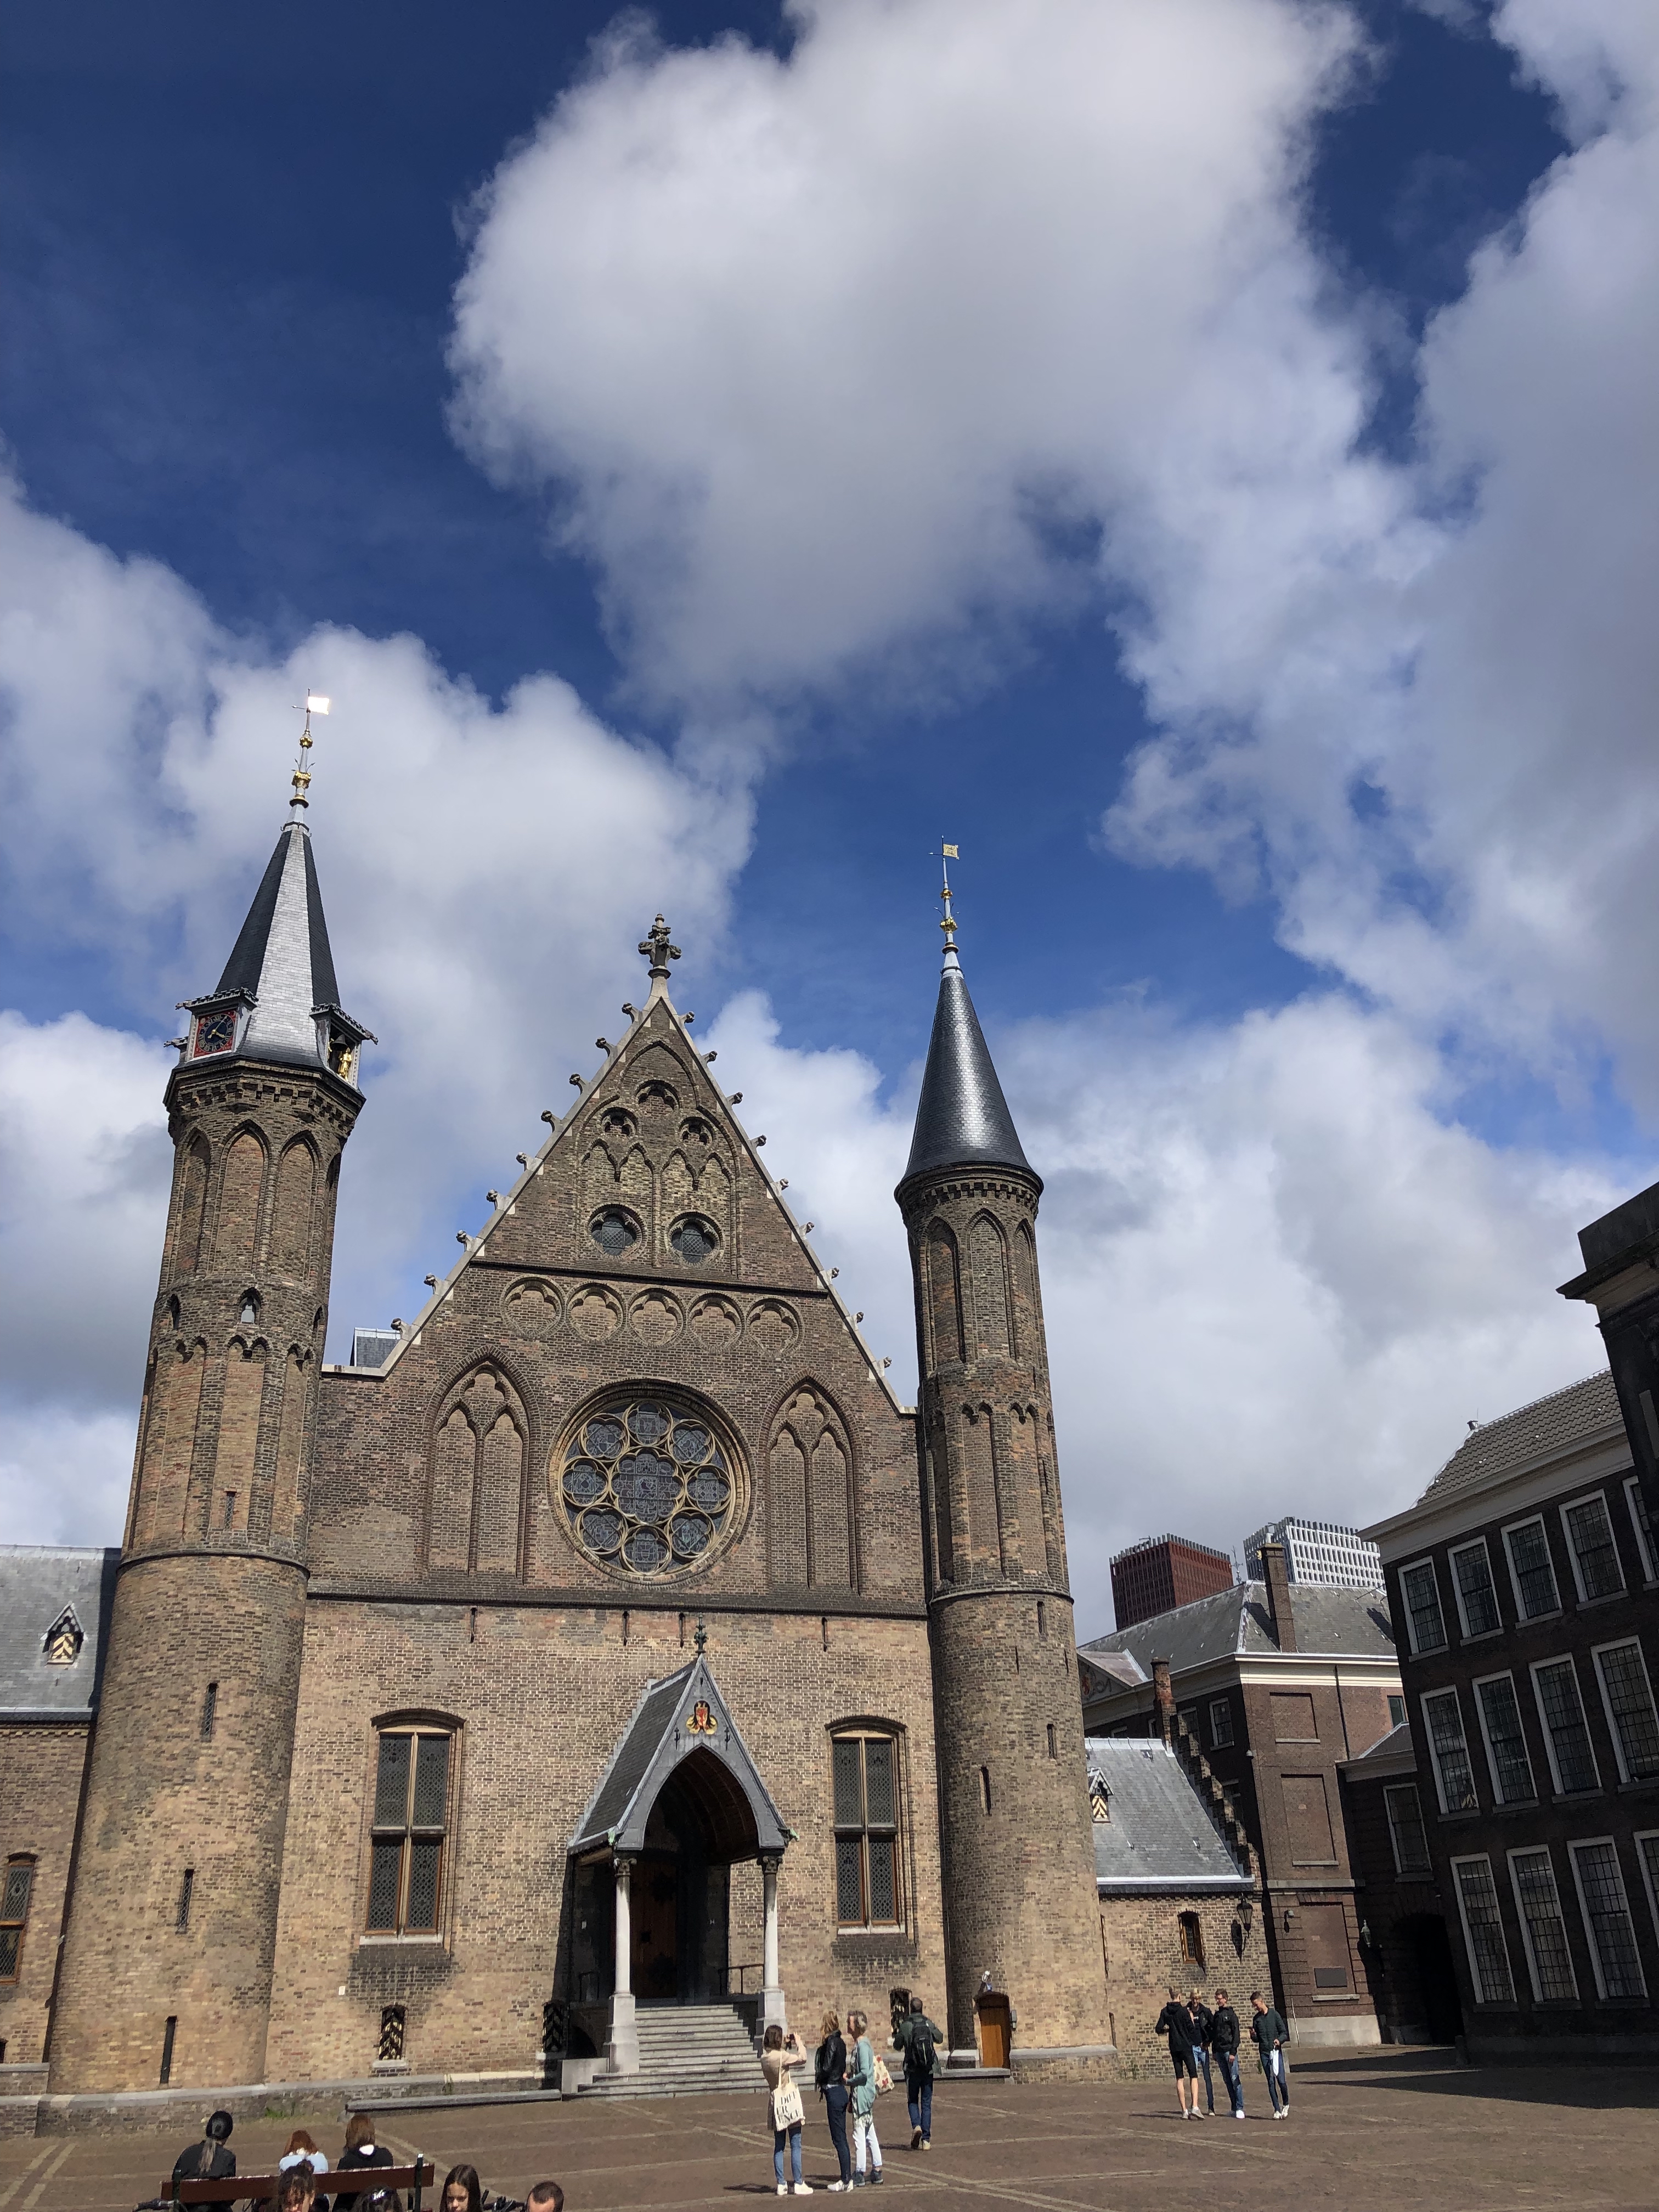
[686,1699,718,1735]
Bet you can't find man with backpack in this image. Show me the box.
[891,1995,943,2151]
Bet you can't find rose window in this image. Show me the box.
[561,1397,737,1577]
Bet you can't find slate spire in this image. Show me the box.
[180,816,370,1082]
[897,865,1036,1195]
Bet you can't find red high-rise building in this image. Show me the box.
[1110,1533,1234,1629]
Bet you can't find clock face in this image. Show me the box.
[193,1008,237,1057]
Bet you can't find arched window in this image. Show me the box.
[0,1858,36,1982]
[1179,1912,1206,1968]
[366,1725,455,1937]
[832,1729,903,1929]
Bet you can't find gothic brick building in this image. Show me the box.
[0,806,1116,2104]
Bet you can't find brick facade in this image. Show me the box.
[0,1726,91,2067]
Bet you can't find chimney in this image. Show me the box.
[1151,1656,1175,1741]
[1260,1542,1296,1652]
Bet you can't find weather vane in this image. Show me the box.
[938,840,960,949]
[289,690,331,811]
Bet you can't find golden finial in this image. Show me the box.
[290,691,330,811]
[938,842,960,950]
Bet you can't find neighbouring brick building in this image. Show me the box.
[0,806,1113,2110]
[1077,1550,1402,2043]
[1086,1735,1263,2076]
[1364,1336,1659,2052]
[1109,1534,1234,1632]
[1335,1722,1465,2047]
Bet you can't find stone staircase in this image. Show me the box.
[577,2002,765,2100]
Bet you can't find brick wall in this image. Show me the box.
[1098,1893,1268,2080]
[0,1726,91,2066]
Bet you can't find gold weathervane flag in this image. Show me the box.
[941,843,958,858]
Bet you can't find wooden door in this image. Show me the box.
[977,1994,1012,2068]
[632,1858,679,2000]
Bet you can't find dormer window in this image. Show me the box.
[43,1609,84,1666]
[1089,1773,1111,1824]
[192,1007,238,1058]
[327,1025,359,1081]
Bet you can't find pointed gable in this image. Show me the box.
[568,1655,789,1859]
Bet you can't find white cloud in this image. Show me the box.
[450,0,1364,709]
[720,978,1621,1636]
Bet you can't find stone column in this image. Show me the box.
[606,1855,639,2075]
[760,1853,785,2035]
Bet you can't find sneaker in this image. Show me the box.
[829,2185,847,2193]
[910,2129,922,2151]
[852,2177,866,2190]
[921,2140,931,2152]
[1234,2110,1245,2120]
[870,2170,883,2186]
[793,2186,814,2197]
[778,2187,789,2196]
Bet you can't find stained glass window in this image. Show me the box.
[0,1860,34,1982]
[561,1397,737,1579]
[366,1729,452,1936]
[669,1215,719,1265]
[832,1732,902,1929]
[590,1209,641,1259]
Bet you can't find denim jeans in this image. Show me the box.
[774,2122,804,2186]
[1192,2049,1215,2112]
[906,2076,933,2138]
[825,2085,852,2183]
[1217,2051,1244,2114]
[1258,2046,1288,2112]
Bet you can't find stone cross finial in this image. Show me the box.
[639,915,681,980]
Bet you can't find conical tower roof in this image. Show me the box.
[181,817,368,1080]
[898,897,1036,1197]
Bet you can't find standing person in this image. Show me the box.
[1210,1989,1245,2118]
[1186,1989,1215,2115]
[845,2010,884,2187]
[332,2114,394,2210]
[1249,1991,1290,2118]
[761,2021,813,2196]
[1153,1987,1201,2119]
[816,2010,853,2192]
[891,1996,943,2152]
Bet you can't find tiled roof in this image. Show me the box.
[568,1656,788,1860]
[1084,1739,1251,1892]
[1079,1581,1394,1684]
[1343,1720,1414,1769]
[0,1547,120,1719]
[1418,1369,1622,1508]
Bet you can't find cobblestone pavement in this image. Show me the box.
[4,2052,1657,2212]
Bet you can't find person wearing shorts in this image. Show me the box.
[1154,1986,1202,2118]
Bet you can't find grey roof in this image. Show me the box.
[0,1547,120,1720]
[1085,1739,1251,1893]
[190,820,366,1074]
[898,954,1036,1194]
[1080,1581,1395,1686]
[1415,1369,1622,1509]
[1341,1721,1415,1773]
[568,1656,788,1861]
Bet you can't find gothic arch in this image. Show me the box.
[213,1126,268,1274]
[271,1136,319,1277]
[1006,1399,1047,1578]
[209,1335,268,1537]
[173,1134,212,1273]
[272,1345,312,1539]
[967,1213,1012,1357]
[425,1362,530,1577]
[923,1218,964,1367]
[957,1400,1005,1577]
[135,1338,207,1548]
[768,1382,856,1591]
[1012,1218,1041,1361]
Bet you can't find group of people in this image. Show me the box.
[164,2112,565,2212]
[1152,1989,1291,2121]
[761,1994,944,2195]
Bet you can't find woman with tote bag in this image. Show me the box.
[761,2022,813,2195]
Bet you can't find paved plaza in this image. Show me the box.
[3,2052,1657,2212]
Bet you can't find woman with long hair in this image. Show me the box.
[760,2019,812,2196]
[815,2008,851,2192]
[439,2166,483,2212]
[332,2114,394,2212]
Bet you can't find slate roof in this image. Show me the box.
[898,956,1035,1193]
[1415,1369,1622,1509]
[568,1656,788,1860]
[1085,1739,1252,1893]
[1079,1581,1395,1686]
[1340,1721,1415,1773]
[0,1546,120,1720]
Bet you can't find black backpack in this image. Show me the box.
[906,2021,935,2076]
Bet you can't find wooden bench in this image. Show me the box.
[159,2160,435,2210]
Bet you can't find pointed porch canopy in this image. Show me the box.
[568,1656,788,1864]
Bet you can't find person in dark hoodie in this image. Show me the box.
[1153,1986,1201,2119]
[172,2111,237,2186]
[1249,1990,1290,2118]
[1186,1989,1215,2115]
[1210,1989,1245,2118]
[891,1995,944,2153]
[816,2007,853,2191]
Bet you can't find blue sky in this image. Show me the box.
[3,0,1655,1631]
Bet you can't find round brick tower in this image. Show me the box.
[47,795,369,2094]
[896,876,1110,2063]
